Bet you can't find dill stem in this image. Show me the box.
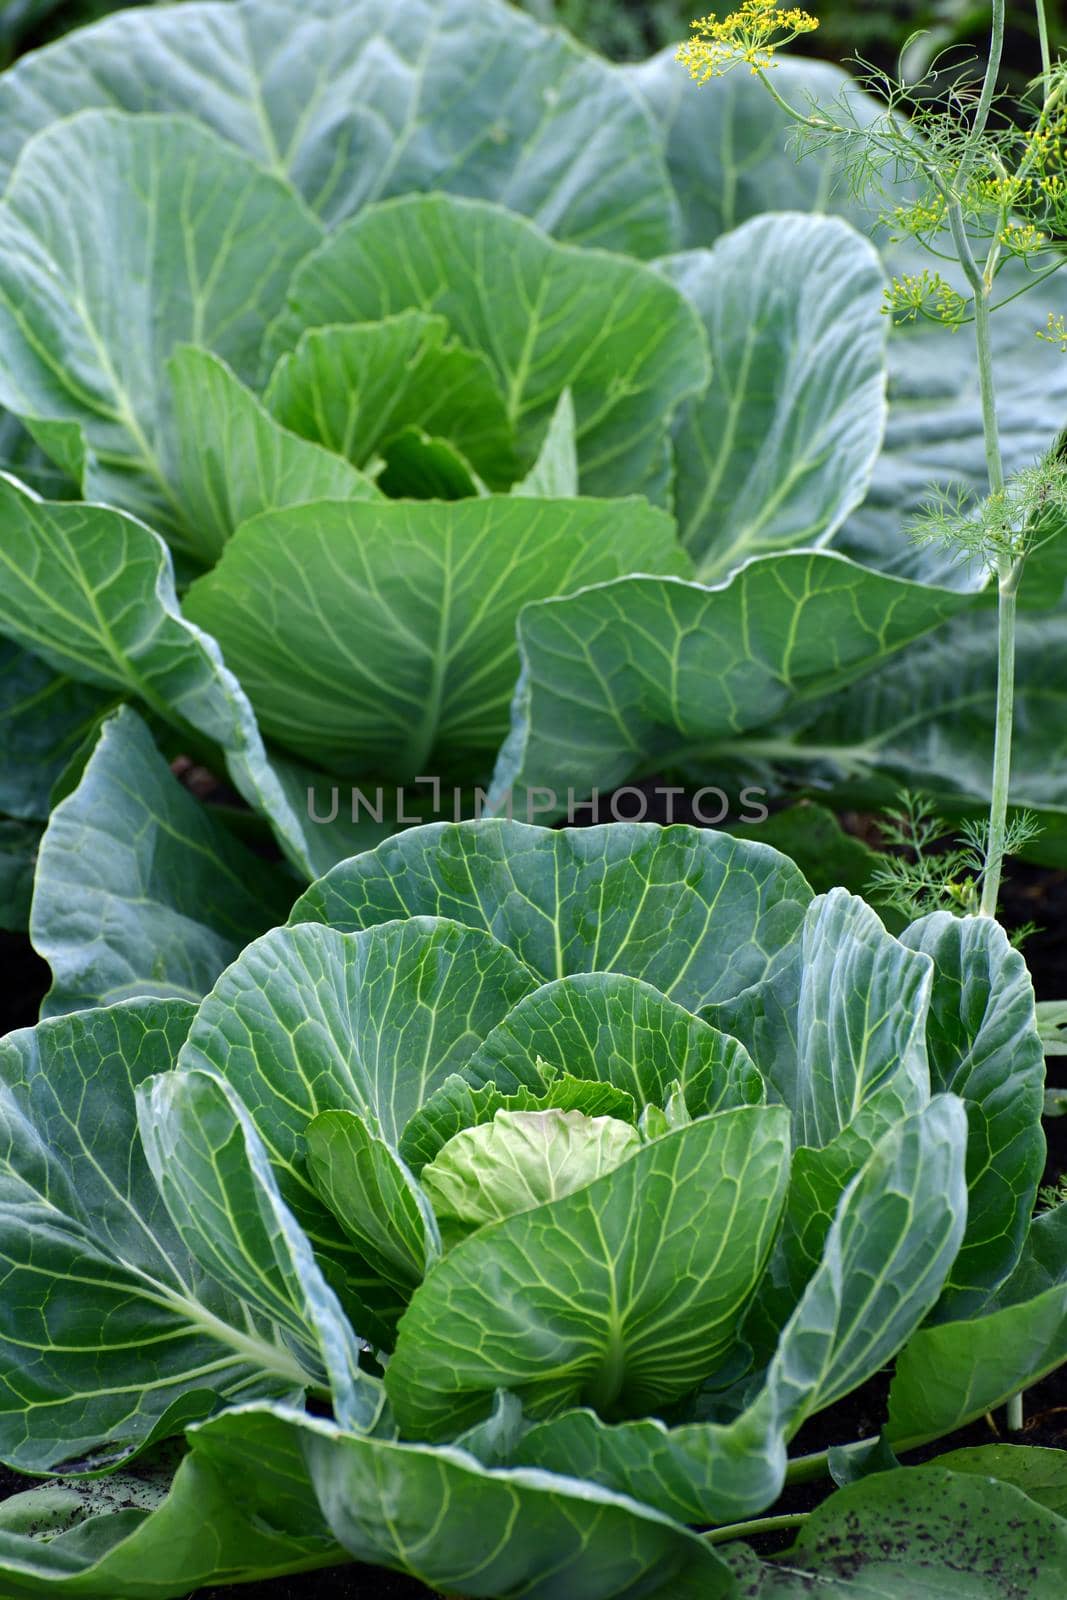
[955,0,1006,192]
[949,212,1005,495]
[754,68,843,132]
[1036,0,1052,102]
[942,1,1014,921]
[703,1512,810,1545]
[982,557,1019,917]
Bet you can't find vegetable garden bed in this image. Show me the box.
[0,0,1066,1595]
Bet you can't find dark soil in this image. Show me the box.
[0,929,51,1035]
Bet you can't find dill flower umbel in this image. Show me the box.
[998,220,1048,256]
[886,194,948,241]
[1037,312,1067,352]
[676,1,819,82]
[882,270,966,328]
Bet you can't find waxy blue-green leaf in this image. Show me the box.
[901,912,1046,1317]
[0,0,679,255]
[31,708,291,1017]
[386,1105,791,1438]
[0,1404,344,1598]
[774,611,1067,852]
[137,1069,380,1432]
[183,495,686,781]
[713,893,932,1320]
[887,1206,1067,1448]
[269,193,708,503]
[166,346,378,565]
[264,312,518,489]
[997,1203,1067,1303]
[621,46,1066,594]
[736,1466,1067,1597]
[0,642,113,822]
[291,820,813,1013]
[0,473,330,877]
[662,214,887,581]
[298,1407,734,1598]
[514,1097,967,1526]
[306,1108,441,1293]
[461,971,765,1112]
[887,1279,1067,1450]
[421,1107,642,1243]
[0,111,321,540]
[623,50,891,250]
[726,802,905,929]
[762,889,932,1150]
[513,389,579,499]
[489,555,978,819]
[178,917,536,1313]
[0,1001,315,1474]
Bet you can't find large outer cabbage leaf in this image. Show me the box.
[291,820,814,1013]
[0,0,679,254]
[900,912,1046,1317]
[298,1406,735,1598]
[0,473,336,878]
[181,495,687,781]
[770,610,1067,861]
[0,1407,344,1596]
[732,1463,1067,1596]
[663,213,887,579]
[0,1001,330,1474]
[623,50,891,249]
[30,707,292,1017]
[0,111,323,540]
[488,553,980,818]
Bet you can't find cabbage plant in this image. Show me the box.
[0,0,1024,1020]
[0,818,1060,1597]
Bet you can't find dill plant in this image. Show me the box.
[681,0,1067,929]
[683,0,1067,1434]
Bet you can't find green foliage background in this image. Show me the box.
[3,0,1061,98]
[519,0,1061,89]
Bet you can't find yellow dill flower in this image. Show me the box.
[999,220,1048,254]
[676,1,820,82]
[885,194,947,241]
[971,173,1024,210]
[882,270,966,328]
[1037,312,1067,352]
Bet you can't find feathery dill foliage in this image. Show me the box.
[680,0,1065,929]
[867,791,1040,930]
[911,447,1067,567]
[806,51,1067,324]
[1038,1173,1067,1210]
